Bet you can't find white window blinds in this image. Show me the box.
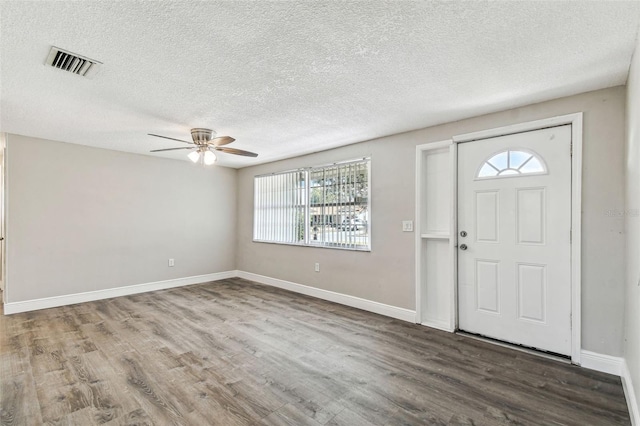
[253,158,370,251]
[253,170,306,244]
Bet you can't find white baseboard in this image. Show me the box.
[236,270,416,323]
[3,271,236,315]
[421,319,455,333]
[622,360,640,426]
[5,269,417,324]
[580,350,624,376]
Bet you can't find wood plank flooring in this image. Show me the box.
[0,278,630,425]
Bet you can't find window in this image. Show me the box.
[254,158,370,250]
[476,149,547,179]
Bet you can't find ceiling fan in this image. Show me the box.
[148,128,258,165]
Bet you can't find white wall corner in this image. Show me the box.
[580,350,639,423]
[3,271,236,315]
[622,359,640,426]
[236,270,417,323]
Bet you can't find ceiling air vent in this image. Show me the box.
[45,46,102,78]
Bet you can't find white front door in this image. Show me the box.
[457,125,572,355]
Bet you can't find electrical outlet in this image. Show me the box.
[315,262,320,272]
[168,258,175,267]
[402,220,414,232]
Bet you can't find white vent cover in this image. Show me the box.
[45,46,102,78]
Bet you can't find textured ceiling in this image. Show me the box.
[1,1,639,168]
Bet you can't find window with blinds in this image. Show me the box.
[253,158,370,250]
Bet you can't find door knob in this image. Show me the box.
[459,244,468,250]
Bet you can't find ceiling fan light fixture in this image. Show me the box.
[148,127,258,162]
[203,150,217,165]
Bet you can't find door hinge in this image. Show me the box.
[570,229,572,243]
[570,143,573,157]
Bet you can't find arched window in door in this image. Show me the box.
[476,149,547,179]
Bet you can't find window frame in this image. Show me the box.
[253,157,371,252]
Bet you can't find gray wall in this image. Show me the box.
[624,33,640,414]
[5,88,628,357]
[5,134,237,303]
[237,86,627,356]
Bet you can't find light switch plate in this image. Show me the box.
[402,221,413,232]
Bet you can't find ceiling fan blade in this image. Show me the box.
[150,147,196,152]
[211,136,235,147]
[215,147,258,157]
[148,134,194,145]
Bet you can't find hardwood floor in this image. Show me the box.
[0,278,630,425]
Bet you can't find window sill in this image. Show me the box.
[252,239,371,252]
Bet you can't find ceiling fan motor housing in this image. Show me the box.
[191,128,215,145]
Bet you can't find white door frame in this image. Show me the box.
[0,133,5,302]
[415,112,583,364]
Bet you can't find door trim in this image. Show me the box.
[0,133,5,303]
[416,112,583,364]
